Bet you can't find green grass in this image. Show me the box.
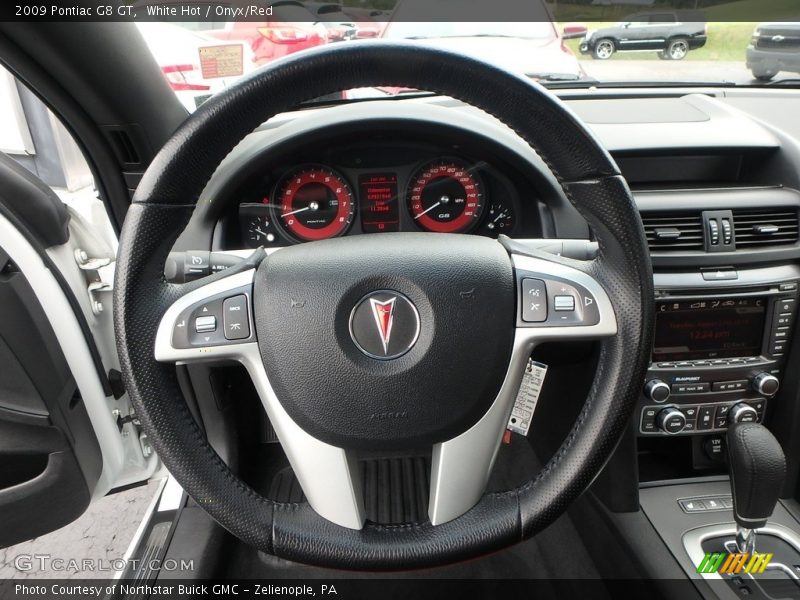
[704,0,800,20]
[552,0,799,22]
[562,22,756,61]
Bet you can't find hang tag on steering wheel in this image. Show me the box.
[506,359,548,436]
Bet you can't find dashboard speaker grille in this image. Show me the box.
[733,208,800,248]
[641,212,704,252]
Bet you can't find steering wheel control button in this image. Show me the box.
[554,295,576,312]
[521,278,547,322]
[349,291,420,360]
[223,295,250,340]
[515,271,601,327]
[194,315,217,333]
[169,283,254,349]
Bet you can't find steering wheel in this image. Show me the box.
[114,42,653,569]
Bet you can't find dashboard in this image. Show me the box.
[195,112,561,252]
[226,144,523,248]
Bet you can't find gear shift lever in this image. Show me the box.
[726,422,786,553]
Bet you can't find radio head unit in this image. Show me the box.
[653,298,767,362]
[638,280,798,437]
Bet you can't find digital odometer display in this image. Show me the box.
[359,173,399,233]
[653,298,766,361]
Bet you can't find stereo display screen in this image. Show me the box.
[653,298,766,361]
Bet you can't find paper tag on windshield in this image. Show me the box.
[506,360,548,436]
[199,45,244,79]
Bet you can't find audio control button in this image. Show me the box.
[753,373,779,397]
[672,382,709,394]
[644,380,671,403]
[712,380,748,392]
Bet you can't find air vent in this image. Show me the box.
[732,209,799,248]
[641,212,704,252]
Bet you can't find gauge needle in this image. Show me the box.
[414,201,441,220]
[493,212,507,223]
[282,206,311,218]
[254,228,268,237]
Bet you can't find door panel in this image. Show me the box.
[0,245,102,547]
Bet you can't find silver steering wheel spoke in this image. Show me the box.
[154,269,366,530]
[428,252,617,525]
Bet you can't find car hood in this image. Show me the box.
[396,36,582,79]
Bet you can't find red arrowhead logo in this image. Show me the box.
[369,297,396,355]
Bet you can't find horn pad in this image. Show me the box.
[254,233,515,450]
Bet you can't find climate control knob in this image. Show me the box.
[656,408,687,434]
[729,403,759,425]
[645,379,671,403]
[752,373,780,397]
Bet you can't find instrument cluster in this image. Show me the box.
[222,144,529,248]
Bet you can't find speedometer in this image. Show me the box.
[407,158,485,233]
[270,165,355,242]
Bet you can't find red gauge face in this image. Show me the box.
[271,166,355,242]
[407,159,485,233]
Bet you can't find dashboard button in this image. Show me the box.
[223,295,250,340]
[698,406,715,430]
[671,383,709,394]
[712,380,748,392]
[777,298,796,313]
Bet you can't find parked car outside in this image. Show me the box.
[580,11,707,60]
[747,22,800,81]
[135,22,254,111]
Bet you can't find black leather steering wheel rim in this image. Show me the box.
[114,41,653,569]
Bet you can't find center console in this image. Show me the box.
[637,267,800,439]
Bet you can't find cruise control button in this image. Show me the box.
[223,295,250,340]
[521,278,547,322]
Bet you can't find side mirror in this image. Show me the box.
[562,23,588,40]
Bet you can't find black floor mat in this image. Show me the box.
[269,455,431,524]
[224,437,607,594]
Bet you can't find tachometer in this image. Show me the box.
[407,158,485,233]
[270,165,355,242]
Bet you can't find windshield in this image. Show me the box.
[125,0,800,111]
[383,22,556,41]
